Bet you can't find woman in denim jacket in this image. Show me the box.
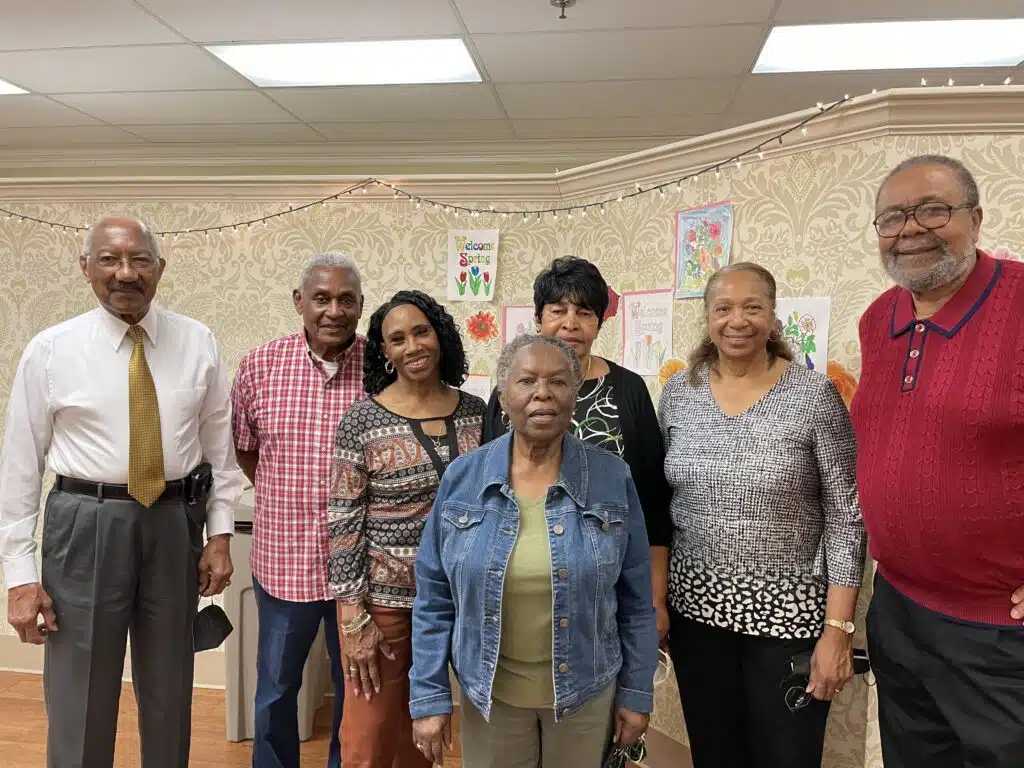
[408,334,658,767]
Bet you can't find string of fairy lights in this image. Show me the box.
[0,78,1015,239]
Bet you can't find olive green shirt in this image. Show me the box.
[492,493,555,708]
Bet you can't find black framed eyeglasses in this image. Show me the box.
[872,202,974,237]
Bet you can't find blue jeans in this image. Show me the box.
[253,578,343,768]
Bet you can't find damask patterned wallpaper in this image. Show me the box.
[1,133,1022,767]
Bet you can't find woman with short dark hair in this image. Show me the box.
[482,256,674,638]
[328,289,486,767]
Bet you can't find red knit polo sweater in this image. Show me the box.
[850,250,1024,625]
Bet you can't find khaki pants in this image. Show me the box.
[340,606,432,768]
[459,683,616,768]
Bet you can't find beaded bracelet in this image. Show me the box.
[341,611,372,635]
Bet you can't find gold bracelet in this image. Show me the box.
[341,611,371,635]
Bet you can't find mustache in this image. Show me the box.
[109,282,143,292]
[890,235,947,257]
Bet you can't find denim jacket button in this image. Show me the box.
[558,663,569,673]
[552,524,564,535]
[559,618,569,628]
[558,569,569,579]
[459,514,468,523]
[601,522,610,531]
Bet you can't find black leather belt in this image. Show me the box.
[54,475,186,501]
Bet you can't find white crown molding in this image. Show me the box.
[0,86,1021,204]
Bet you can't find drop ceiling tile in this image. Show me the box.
[512,115,723,139]
[312,120,515,141]
[0,95,101,128]
[495,78,738,119]
[457,0,776,33]
[137,0,462,42]
[0,126,145,148]
[266,84,504,122]
[774,0,1024,23]
[728,68,1019,121]
[473,27,766,82]
[52,91,297,125]
[0,45,252,94]
[127,123,326,143]
[0,0,182,50]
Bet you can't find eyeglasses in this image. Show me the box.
[872,202,974,237]
[603,735,646,768]
[653,648,673,687]
[783,683,814,713]
[92,254,159,271]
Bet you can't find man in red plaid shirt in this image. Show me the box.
[231,252,367,768]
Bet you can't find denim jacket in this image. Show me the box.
[409,431,658,723]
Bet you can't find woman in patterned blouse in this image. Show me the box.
[328,290,486,767]
[482,256,673,637]
[657,263,866,768]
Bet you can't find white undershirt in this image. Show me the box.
[0,304,245,588]
[310,350,340,378]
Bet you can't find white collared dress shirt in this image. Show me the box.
[0,304,245,589]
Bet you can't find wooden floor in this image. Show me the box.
[0,670,461,766]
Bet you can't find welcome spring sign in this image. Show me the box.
[447,229,499,302]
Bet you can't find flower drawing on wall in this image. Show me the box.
[827,360,859,407]
[778,311,817,370]
[466,311,498,343]
[675,202,734,299]
[453,266,493,298]
[658,358,687,387]
[628,336,667,373]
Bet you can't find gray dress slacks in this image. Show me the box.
[40,486,204,768]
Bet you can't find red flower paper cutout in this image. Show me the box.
[466,311,499,343]
[604,286,621,321]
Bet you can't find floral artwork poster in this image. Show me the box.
[674,201,734,299]
[501,305,535,344]
[775,297,831,373]
[621,289,674,377]
[448,229,498,301]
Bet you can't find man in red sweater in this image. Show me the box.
[851,154,1024,768]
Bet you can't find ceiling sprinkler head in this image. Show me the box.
[550,0,576,19]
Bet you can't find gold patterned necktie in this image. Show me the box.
[126,325,165,506]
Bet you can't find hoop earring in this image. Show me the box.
[501,411,510,429]
[384,359,395,375]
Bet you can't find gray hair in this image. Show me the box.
[876,154,981,208]
[83,216,161,260]
[298,252,362,294]
[494,334,583,394]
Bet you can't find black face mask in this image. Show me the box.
[192,604,233,653]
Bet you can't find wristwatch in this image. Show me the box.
[825,618,855,634]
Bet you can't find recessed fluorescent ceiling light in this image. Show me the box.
[753,19,1024,73]
[0,78,28,95]
[206,39,482,86]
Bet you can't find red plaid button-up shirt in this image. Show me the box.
[231,332,367,602]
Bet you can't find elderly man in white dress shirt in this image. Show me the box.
[0,216,245,768]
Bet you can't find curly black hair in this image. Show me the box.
[533,255,610,328]
[363,289,469,394]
